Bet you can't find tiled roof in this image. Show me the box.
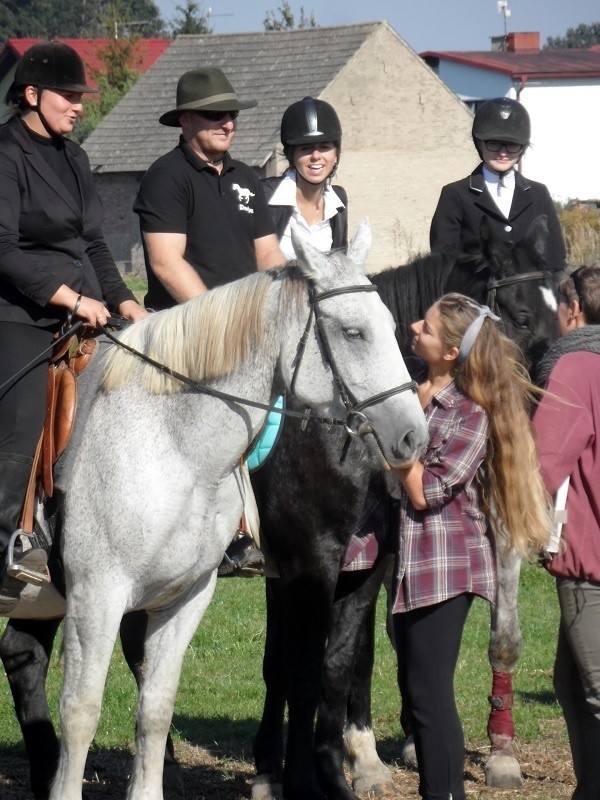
[2,37,171,89]
[420,47,600,80]
[83,23,381,173]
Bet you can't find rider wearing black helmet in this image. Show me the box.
[430,97,566,268]
[263,96,348,259]
[0,42,146,610]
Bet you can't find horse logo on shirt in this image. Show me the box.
[232,183,255,213]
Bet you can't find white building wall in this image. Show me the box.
[520,81,600,203]
[425,60,600,203]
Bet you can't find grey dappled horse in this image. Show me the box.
[43,222,427,800]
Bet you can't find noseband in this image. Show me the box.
[290,282,417,442]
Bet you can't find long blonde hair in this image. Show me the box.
[437,293,551,558]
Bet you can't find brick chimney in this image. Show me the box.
[507,32,540,51]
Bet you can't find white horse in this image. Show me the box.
[47,222,428,800]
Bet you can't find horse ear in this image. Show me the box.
[348,218,372,268]
[291,221,331,282]
[525,214,549,260]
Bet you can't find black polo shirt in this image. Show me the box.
[134,138,277,310]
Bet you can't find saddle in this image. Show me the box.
[20,328,98,535]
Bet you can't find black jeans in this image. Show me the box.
[394,594,473,800]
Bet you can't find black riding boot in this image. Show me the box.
[0,453,49,612]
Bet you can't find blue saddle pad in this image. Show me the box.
[246,395,284,473]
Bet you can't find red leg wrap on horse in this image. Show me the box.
[487,668,515,740]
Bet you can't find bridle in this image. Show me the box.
[290,283,416,442]
[100,280,417,443]
[485,270,552,315]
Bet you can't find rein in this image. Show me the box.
[486,270,550,314]
[0,320,84,394]
[99,281,417,438]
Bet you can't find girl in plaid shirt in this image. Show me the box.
[389,293,550,800]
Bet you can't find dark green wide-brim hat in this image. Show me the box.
[159,67,257,127]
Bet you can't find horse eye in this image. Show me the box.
[513,316,530,330]
[343,328,363,340]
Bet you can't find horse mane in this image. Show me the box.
[101,270,277,394]
[371,251,465,352]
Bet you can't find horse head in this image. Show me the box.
[278,219,428,468]
[449,215,561,371]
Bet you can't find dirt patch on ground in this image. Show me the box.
[0,737,574,799]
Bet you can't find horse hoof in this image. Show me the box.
[251,774,283,800]
[345,724,395,795]
[484,753,523,788]
[353,772,395,796]
[400,736,418,770]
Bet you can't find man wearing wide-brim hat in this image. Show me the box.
[134,67,283,576]
[134,67,285,312]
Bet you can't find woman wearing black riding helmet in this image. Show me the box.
[430,97,566,269]
[0,42,146,610]
[262,96,347,259]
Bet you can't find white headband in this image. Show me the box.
[456,302,500,365]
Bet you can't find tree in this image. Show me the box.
[263,1,317,31]
[171,0,212,35]
[0,0,166,40]
[544,22,600,49]
[73,37,141,142]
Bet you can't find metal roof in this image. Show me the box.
[420,46,600,81]
[0,37,171,90]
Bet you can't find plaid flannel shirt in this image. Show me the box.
[391,378,496,613]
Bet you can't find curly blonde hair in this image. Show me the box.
[437,293,551,558]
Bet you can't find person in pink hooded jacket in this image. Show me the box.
[533,263,600,800]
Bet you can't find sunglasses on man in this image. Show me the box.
[196,109,239,122]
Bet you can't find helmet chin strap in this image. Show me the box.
[30,87,62,140]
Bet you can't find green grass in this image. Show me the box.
[0,562,563,757]
[123,273,147,305]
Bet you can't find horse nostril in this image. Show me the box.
[396,429,425,463]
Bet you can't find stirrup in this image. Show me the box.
[5,530,50,586]
[218,534,265,578]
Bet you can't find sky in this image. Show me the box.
[155,0,599,53]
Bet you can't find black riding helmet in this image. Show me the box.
[8,41,97,104]
[472,98,530,155]
[6,42,97,137]
[280,96,341,153]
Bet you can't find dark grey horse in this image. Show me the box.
[250,215,561,800]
